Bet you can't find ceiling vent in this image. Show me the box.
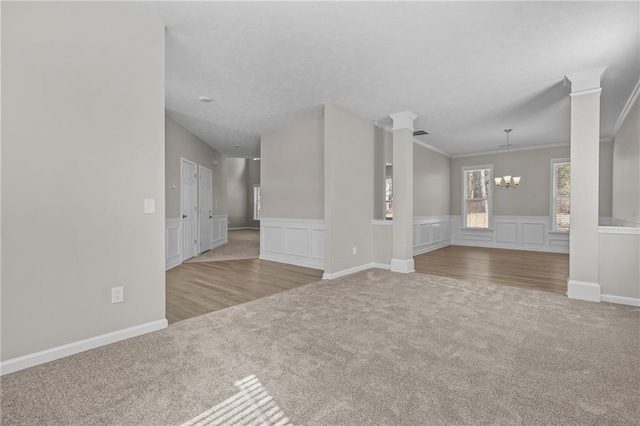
[413,130,428,136]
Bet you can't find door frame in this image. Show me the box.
[180,157,198,261]
[198,164,213,254]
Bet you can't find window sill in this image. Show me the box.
[548,230,570,234]
[460,227,494,231]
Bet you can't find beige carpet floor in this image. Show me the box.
[2,270,639,425]
[185,229,259,263]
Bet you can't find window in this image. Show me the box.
[552,159,570,231]
[385,177,393,219]
[253,185,261,220]
[463,165,492,229]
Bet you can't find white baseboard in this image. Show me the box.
[390,258,415,273]
[601,294,640,307]
[166,257,182,271]
[228,227,260,231]
[567,279,601,302]
[0,319,168,376]
[211,238,228,250]
[413,240,450,256]
[259,254,323,271]
[323,263,377,280]
[371,263,391,270]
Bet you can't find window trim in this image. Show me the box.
[253,185,261,221]
[461,164,494,230]
[550,158,570,232]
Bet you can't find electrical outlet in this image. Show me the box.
[352,246,357,255]
[111,286,124,304]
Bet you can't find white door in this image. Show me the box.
[181,158,198,261]
[198,165,213,253]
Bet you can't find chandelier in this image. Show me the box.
[494,129,521,189]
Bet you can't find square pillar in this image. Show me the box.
[389,111,417,273]
[565,68,605,302]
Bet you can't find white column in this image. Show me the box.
[389,111,417,273]
[565,68,605,302]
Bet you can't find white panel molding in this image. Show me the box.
[496,222,518,243]
[412,216,452,255]
[601,294,640,307]
[0,319,168,376]
[212,214,228,247]
[260,217,324,270]
[165,218,182,270]
[567,279,601,303]
[451,215,569,253]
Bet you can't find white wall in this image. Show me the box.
[599,230,639,303]
[414,143,451,216]
[612,97,640,224]
[324,103,375,276]
[1,2,165,362]
[260,118,324,219]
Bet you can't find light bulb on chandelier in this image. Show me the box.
[494,129,521,189]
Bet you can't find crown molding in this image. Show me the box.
[451,142,570,158]
[611,78,640,138]
[374,122,452,157]
[413,139,451,157]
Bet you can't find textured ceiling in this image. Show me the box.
[128,1,639,158]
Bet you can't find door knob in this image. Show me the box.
[209,216,213,219]
[182,214,187,218]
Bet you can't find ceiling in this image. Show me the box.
[128,1,639,158]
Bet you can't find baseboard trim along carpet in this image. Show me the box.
[322,263,380,280]
[0,319,168,375]
[567,279,601,302]
[601,294,640,307]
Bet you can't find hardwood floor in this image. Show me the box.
[166,258,323,324]
[414,246,569,294]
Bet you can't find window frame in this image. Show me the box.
[461,164,494,230]
[253,185,261,221]
[550,158,570,232]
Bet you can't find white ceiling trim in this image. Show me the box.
[611,78,640,139]
[374,121,452,158]
[451,142,570,158]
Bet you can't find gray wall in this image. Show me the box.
[451,146,570,216]
[165,117,227,219]
[324,103,374,274]
[612,97,640,223]
[261,118,324,219]
[451,144,614,218]
[227,158,249,228]
[414,144,451,216]
[1,2,165,360]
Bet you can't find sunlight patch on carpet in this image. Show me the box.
[181,375,291,426]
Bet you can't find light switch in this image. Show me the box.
[144,198,155,214]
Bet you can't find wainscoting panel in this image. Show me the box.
[496,222,518,243]
[165,218,181,270]
[166,215,228,270]
[413,216,452,255]
[260,218,324,270]
[451,215,569,253]
[212,214,228,249]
